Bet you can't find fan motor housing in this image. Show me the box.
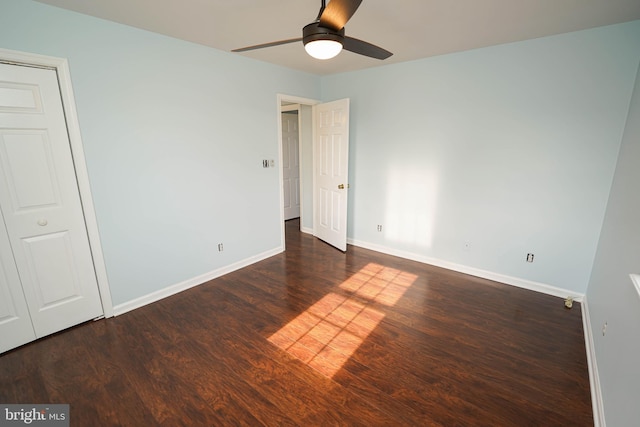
[302,22,345,46]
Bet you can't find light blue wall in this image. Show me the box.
[321,21,640,294]
[0,0,320,305]
[586,61,640,426]
[2,1,640,422]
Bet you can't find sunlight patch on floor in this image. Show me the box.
[268,263,417,378]
[339,262,418,307]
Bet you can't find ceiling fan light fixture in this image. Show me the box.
[302,22,345,60]
[304,39,343,60]
[232,2,392,61]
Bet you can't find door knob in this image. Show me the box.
[37,219,48,226]
[338,184,344,189]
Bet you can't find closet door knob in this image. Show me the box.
[37,219,48,226]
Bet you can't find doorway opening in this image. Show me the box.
[277,95,319,251]
[282,107,300,221]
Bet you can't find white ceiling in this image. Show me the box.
[36,0,640,76]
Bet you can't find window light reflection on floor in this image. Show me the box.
[268,263,417,378]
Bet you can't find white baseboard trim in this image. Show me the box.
[580,297,606,427]
[112,246,283,316]
[347,238,584,301]
[300,226,314,235]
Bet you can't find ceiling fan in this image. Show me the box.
[232,0,392,60]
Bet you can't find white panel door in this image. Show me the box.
[282,111,300,220]
[0,62,103,344]
[313,99,349,251]
[0,205,36,353]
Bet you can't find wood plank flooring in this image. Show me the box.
[0,219,593,426]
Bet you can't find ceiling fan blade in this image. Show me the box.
[232,38,302,53]
[319,0,363,31]
[343,36,393,60]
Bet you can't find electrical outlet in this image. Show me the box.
[377,225,383,232]
[218,243,224,252]
[526,253,534,263]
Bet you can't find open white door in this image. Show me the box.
[313,98,349,251]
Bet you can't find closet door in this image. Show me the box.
[0,62,103,343]
[282,110,301,220]
[0,206,36,353]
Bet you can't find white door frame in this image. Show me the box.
[277,94,319,251]
[0,48,114,318]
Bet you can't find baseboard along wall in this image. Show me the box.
[580,297,606,427]
[347,238,584,301]
[112,246,283,316]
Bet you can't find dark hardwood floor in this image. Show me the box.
[0,219,593,426]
